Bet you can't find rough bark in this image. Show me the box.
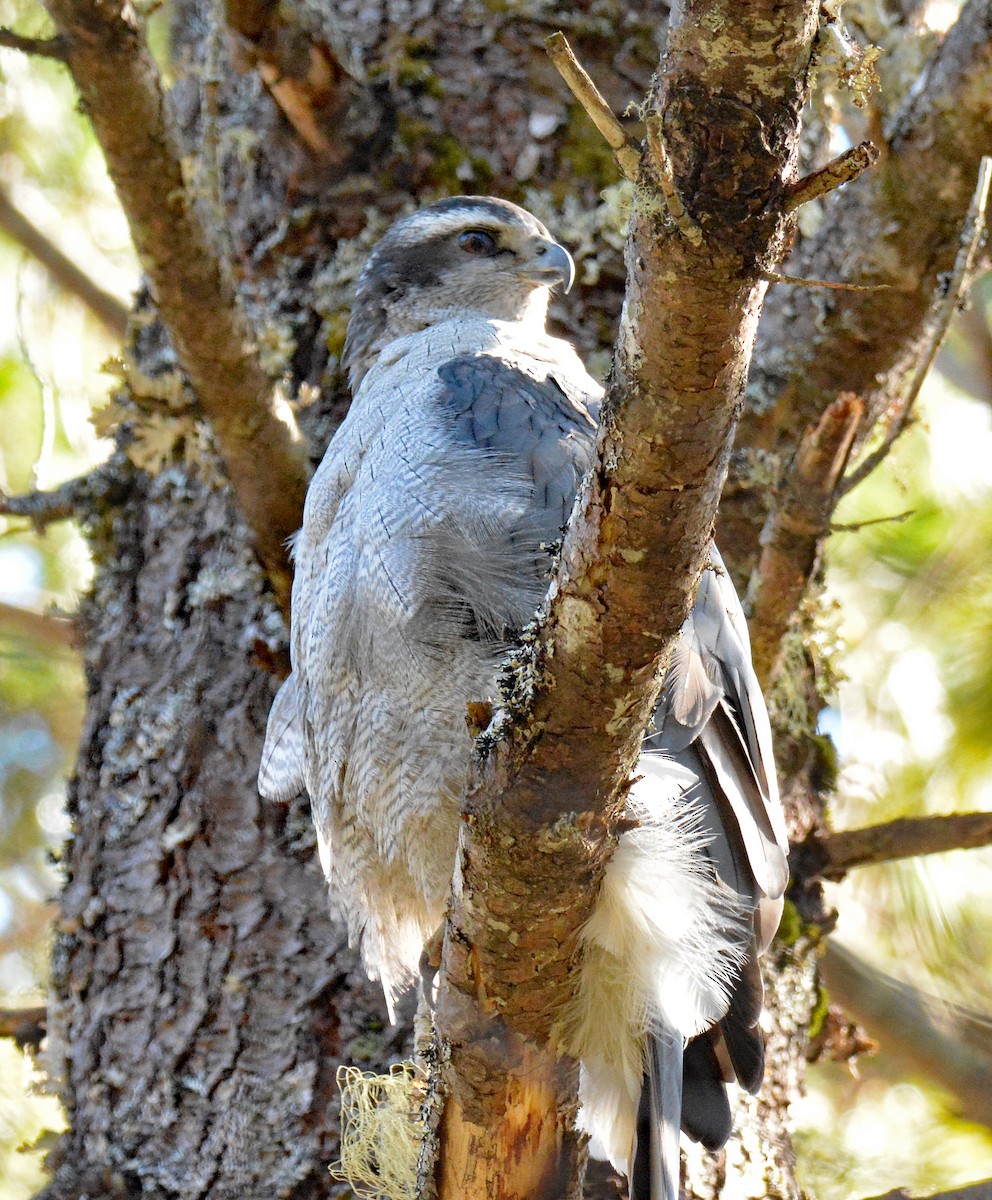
[41,465,394,1200]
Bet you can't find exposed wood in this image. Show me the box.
[224,0,374,162]
[44,0,310,615]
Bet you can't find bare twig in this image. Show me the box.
[747,394,863,687]
[821,941,992,1129]
[645,112,704,246]
[545,32,640,183]
[762,270,891,292]
[784,141,879,213]
[829,508,914,531]
[46,0,310,615]
[0,27,66,57]
[0,187,129,338]
[0,601,76,650]
[0,1005,47,1050]
[841,154,992,495]
[800,811,992,880]
[0,464,131,531]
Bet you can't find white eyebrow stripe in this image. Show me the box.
[392,207,534,244]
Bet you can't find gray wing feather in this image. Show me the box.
[632,1023,683,1200]
[642,543,789,1173]
[258,672,305,800]
[651,547,789,900]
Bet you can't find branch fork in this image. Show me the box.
[545,33,879,247]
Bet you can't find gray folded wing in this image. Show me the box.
[640,545,790,1179]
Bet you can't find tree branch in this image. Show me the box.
[0,1005,47,1050]
[426,4,821,1195]
[866,1184,992,1200]
[0,26,66,57]
[545,32,640,184]
[746,393,863,688]
[799,812,992,881]
[783,141,879,213]
[0,601,76,649]
[820,941,992,1129]
[0,185,129,338]
[43,0,309,615]
[722,0,992,579]
[841,154,992,494]
[0,462,132,530]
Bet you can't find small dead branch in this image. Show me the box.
[841,154,992,495]
[0,1005,47,1050]
[0,601,76,650]
[800,811,992,881]
[645,113,704,246]
[545,32,640,184]
[0,463,131,531]
[784,141,879,213]
[0,27,66,57]
[821,941,992,1130]
[225,0,381,162]
[746,393,863,688]
[0,186,129,338]
[762,270,891,293]
[545,32,708,246]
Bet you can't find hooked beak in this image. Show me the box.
[519,238,575,294]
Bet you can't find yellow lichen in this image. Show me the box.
[331,1063,426,1200]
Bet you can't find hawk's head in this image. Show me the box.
[343,196,575,389]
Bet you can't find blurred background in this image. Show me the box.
[0,0,990,1195]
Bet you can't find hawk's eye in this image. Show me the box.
[458,229,499,256]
